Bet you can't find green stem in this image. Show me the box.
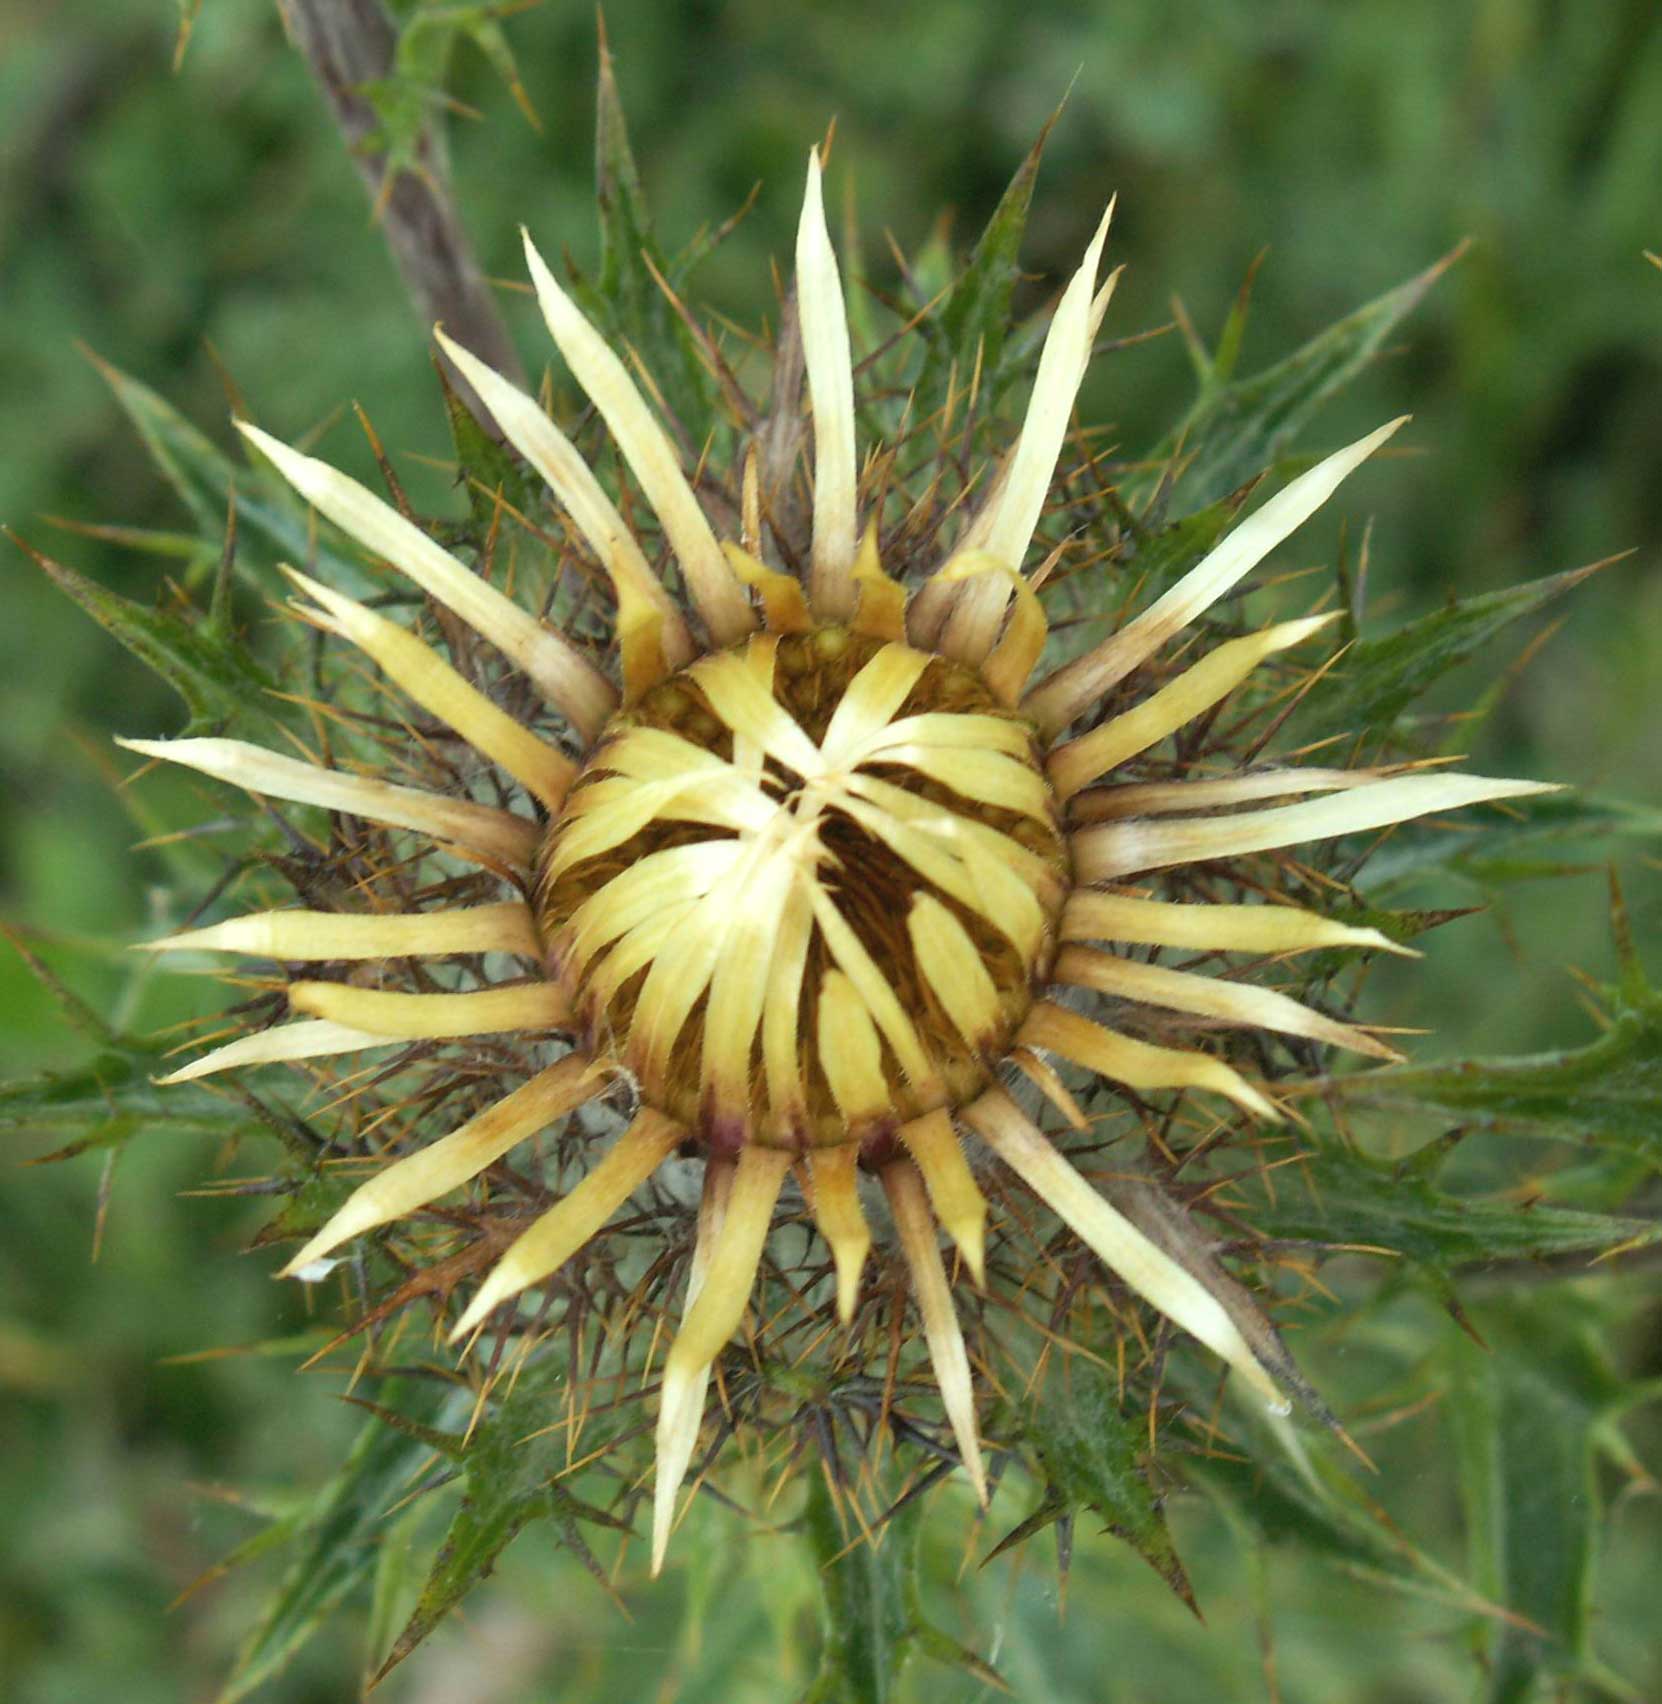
[802,1472,910,1704]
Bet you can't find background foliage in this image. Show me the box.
[2,1,1658,1700]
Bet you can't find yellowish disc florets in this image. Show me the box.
[537,626,1069,1154]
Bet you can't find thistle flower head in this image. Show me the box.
[123,149,1553,1575]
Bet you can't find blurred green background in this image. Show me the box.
[2,1,1658,1699]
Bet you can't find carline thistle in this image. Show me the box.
[122,150,1551,1570]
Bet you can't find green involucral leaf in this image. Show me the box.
[1041,482,1256,669]
[1006,1358,1195,1609]
[86,349,369,594]
[219,1384,458,1704]
[911,109,1058,422]
[569,35,717,438]
[1296,558,1614,743]
[1318,976,1662,1166]
[438,366,542,526]
[85,346,232,537]
[5,1047,270,1162]
[1233,1132,1659,1276]
[19,539,278,736]
[1,931,307,1169]
[1447,1309,1642,1704]
[1184,1429,1506,1621]
[593,28,653,302]
[373,1384,627,1684]
[1356,793,1662,894]
[1146,247,1460,510]
[3,929,292,1165]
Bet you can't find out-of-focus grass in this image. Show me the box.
[2,1,1657,1699]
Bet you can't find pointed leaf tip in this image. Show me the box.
[916,104,1062,409]
[1150,242,1441,511]
[17,533,277,735]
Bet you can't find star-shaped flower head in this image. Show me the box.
[128,148,1552,1572]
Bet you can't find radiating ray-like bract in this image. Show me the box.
[236,423,618,739]
[153,1019,396,1086]
[116,735,540,868]
[285,1052,608,1274]
[1021,418,1409,737]
[883,1158,988,1506]
[281,566,578,809]
[521,232,756,650]
[140,902,541,962]
[797,148,859,620]
[652,1147,789,1571]
[937,200,1116,665]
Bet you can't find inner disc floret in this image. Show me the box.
[536,627,1069,1154]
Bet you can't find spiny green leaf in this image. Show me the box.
[1,952,313,1168]
[1357,793,1662,894]
[84,345,227,537]
[1207,251,1266,386]
[1041,481,1257,669]
[359,8,540,203]
[362,1503,430,1698]
[801,1481,999,1704]
[912,107,1059,420]
[1184,1428,1507,1621]
[373,1489,553,1681]
[85,348,368,593]
[898,231,958,338]
[1232,1131,1659,1275]
[1297,557,1616,742]
[1146,246,1461,510]
[40,519,213,563]
[566,33,716,439]
[16,534,278,735]
[594,22,652,302]
[407,6,539,133]
[1447,1309,1645,1703]
[374,5,538,164]
[341,1399,470,1463]
[1006,1358,1195,1609]
[373,1383,628,1684]
[803,1473,912,1704]
[0,921,114,1046]
[4,1048,267,1158]
[1317,975,1662,1166]
[219,1383,459,1704]
[903,1614,1006,1695]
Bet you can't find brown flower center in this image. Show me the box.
[536,627,1068,1153]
